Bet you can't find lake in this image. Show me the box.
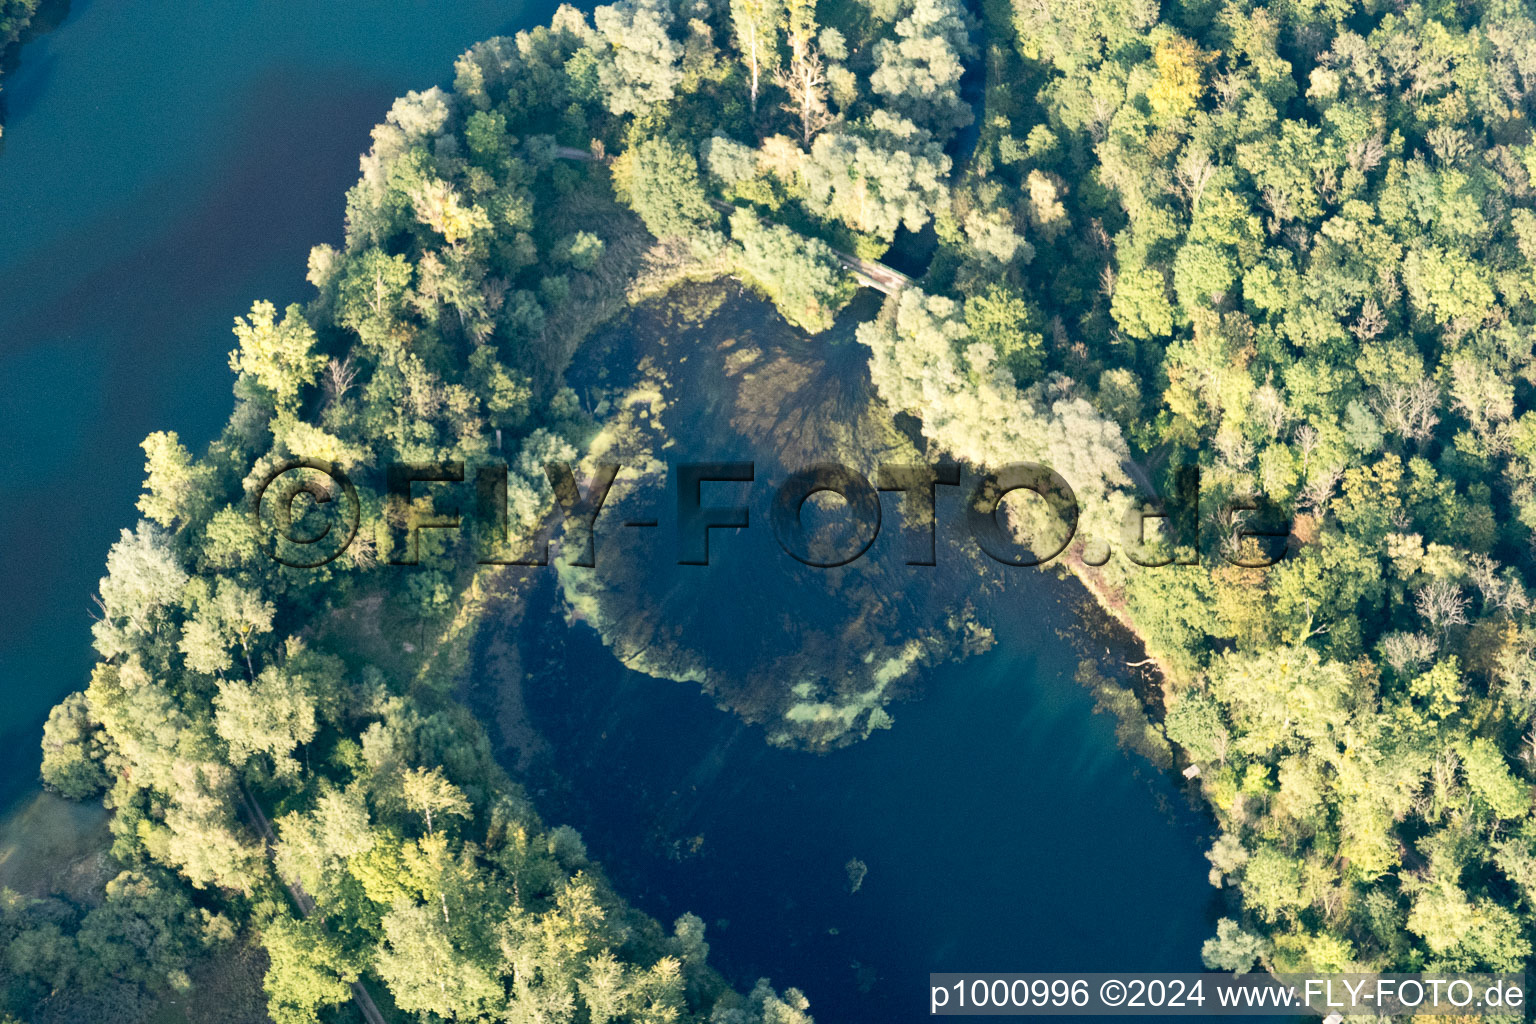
[470,284,1221,1020]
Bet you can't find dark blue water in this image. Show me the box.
[512,573,1218,1021]
[475,288,1220,1022]
[0,0,546,806]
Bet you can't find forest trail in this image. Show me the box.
[238,785,391,1024]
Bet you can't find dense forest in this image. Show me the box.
[5,0,1536,1016]
[899,0,1536,978]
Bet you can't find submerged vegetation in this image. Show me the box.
[6,0,1536,1015]
[554,282,995,749]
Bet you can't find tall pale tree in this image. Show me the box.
[730,0,783,116]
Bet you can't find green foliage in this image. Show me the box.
[800,115,951,240]
[886,0,1536,977]
[214,664,321,778]
[702,134,762,186]
[1109,264,1174,340]
[91,523,189,660]
[180,579,275,677]
[337,249,413,340]
[729,0,784,114]
[1201,918,1265,972]
[1163,691,1228,764]
[868,0,977,135]
[228,301,326,411]
[260,916,358,1024]
[73,870,217,990]
[40,694,109,800]
[137,431,213,529]
[964,282,1042,382]
[1457,738,1530,821]
[559,230,606,270]
[614,136,719,239]
[35,16,860,1019]
[374,901,501,1020]
[592,0,685,117]
[0,0,36,45]
[729,208,856,332]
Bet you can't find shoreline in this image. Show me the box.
[1069,555,1188,692]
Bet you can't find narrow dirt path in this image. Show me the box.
[239,785,390,1024]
